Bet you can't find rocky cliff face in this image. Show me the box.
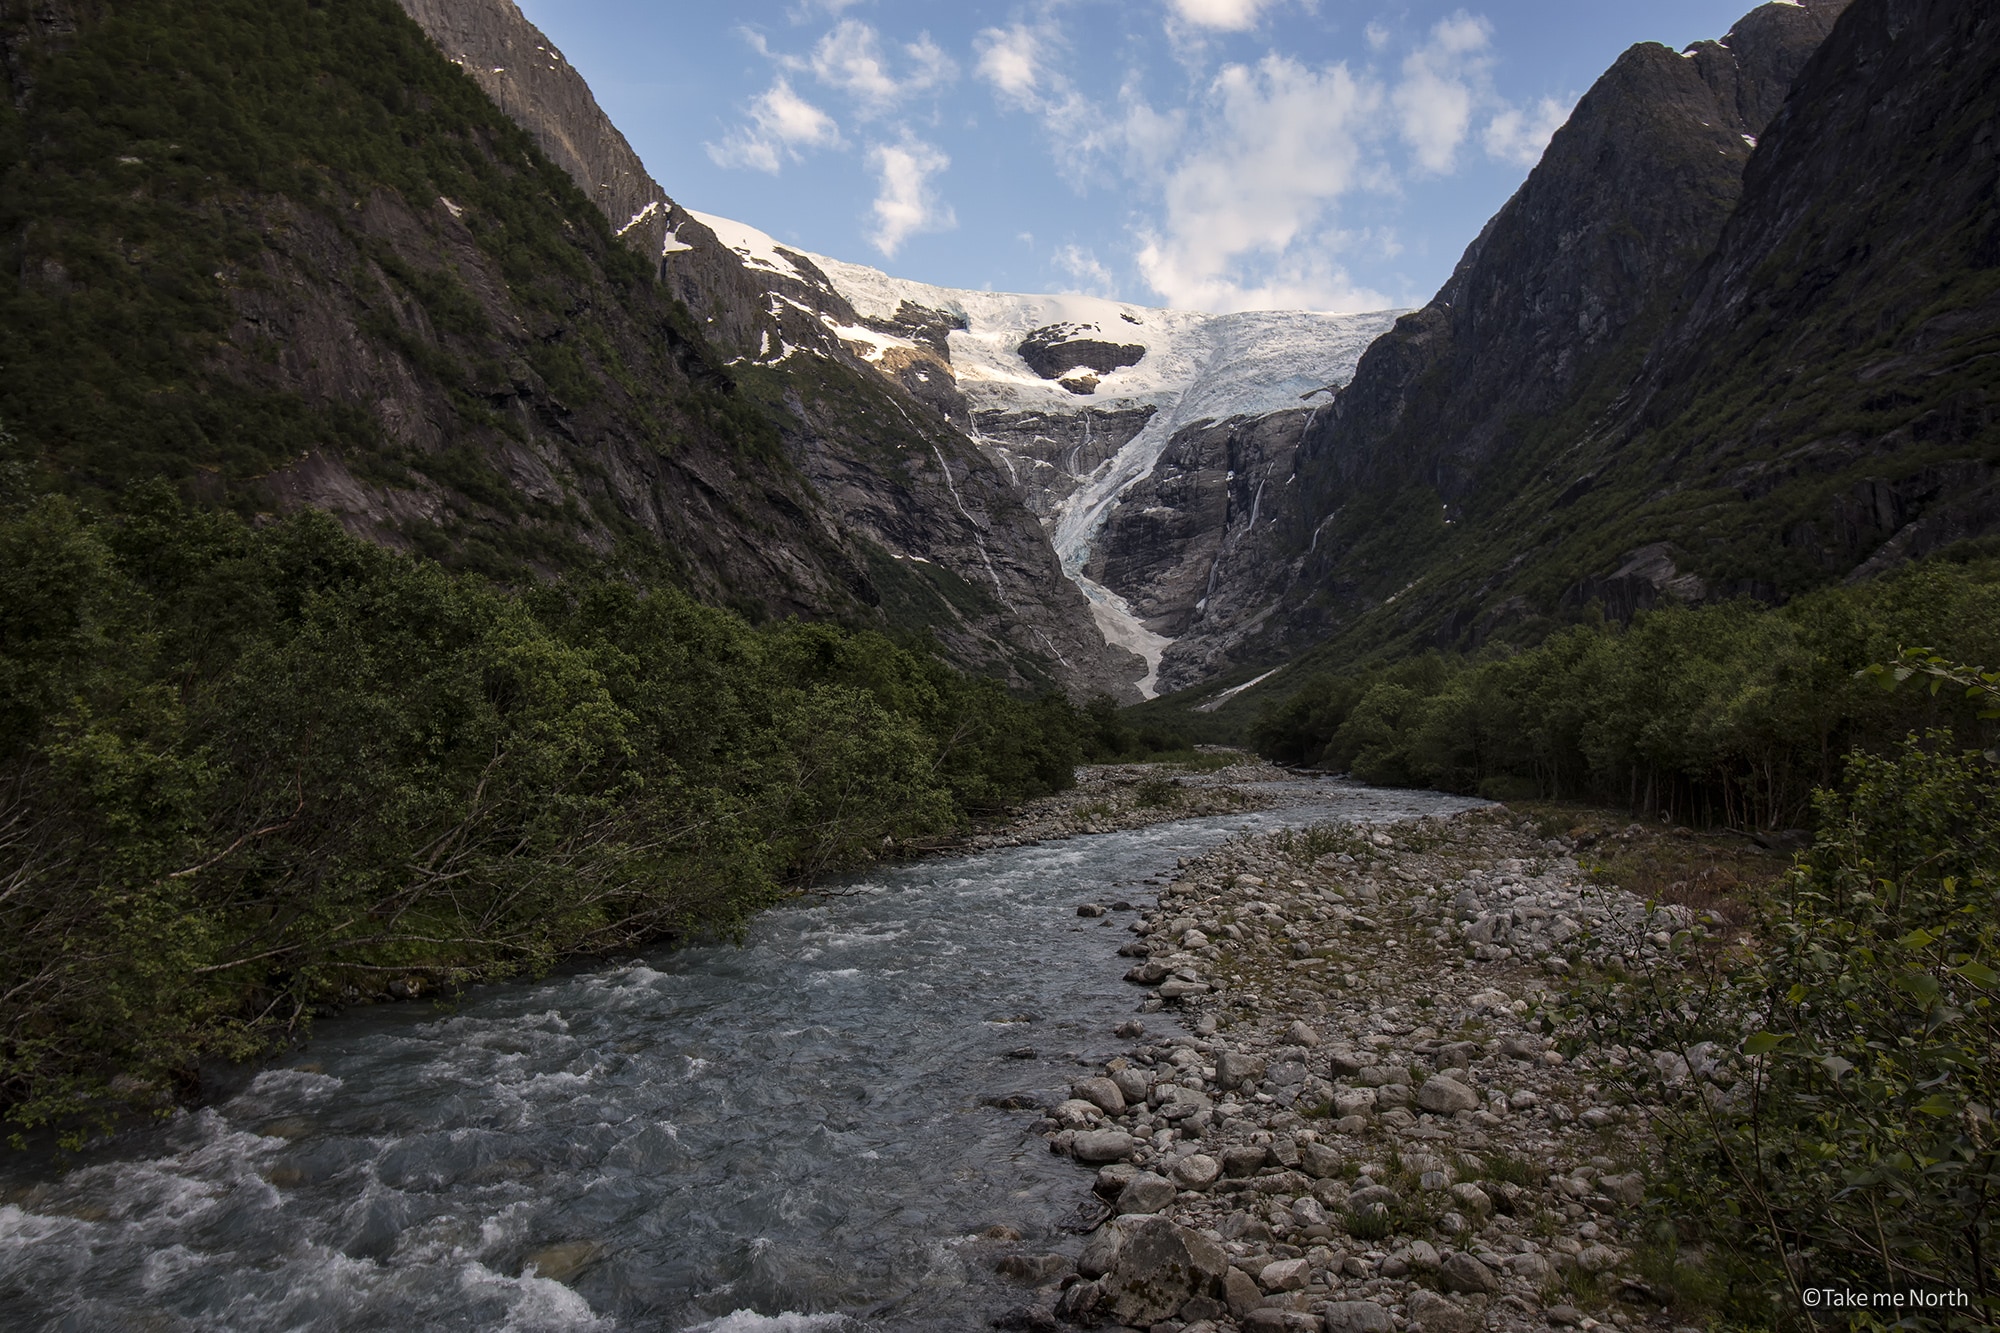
[1165,0,2000,694]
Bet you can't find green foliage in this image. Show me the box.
[1569,734,1999,1327]
[0,488,1086,1138]
[1253,562,2000,827]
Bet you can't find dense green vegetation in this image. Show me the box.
[0,478,1094,1139]
[1575,713,1998,1325]
[1252,554,2000,828]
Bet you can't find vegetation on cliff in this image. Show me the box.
[0,476,1099,1138]
[1251,552,2000,829]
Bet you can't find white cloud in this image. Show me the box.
[974,23,1048,108]
[1052,244,1116,296]
[1364,22,1391,51]
[1390,11,1493,174]
[1135,55,1393,312]
[706,78,841,173]
[1165,0,1282,32]
[867,135,954,256]
[1482,94,1573,166]
[809,20,955,114]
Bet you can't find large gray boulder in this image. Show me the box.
[1323,1300,1395,1332]
[1070,1129,1136,1163]
[1417,1076,1481,1114]
[1095,1215,1227,1326]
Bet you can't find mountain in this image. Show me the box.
[0,0,1140,698]
[1137,0,1999,716]
[666,211,1396,694]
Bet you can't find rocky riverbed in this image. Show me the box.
[991,803,1725,1333]
[960,757,1288,849]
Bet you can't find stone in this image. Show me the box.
[1327,1048,1368,1075]
[1072,1130,1138,1163]
[1073,1077,1127,1115]
[1439,1251,1501,1294]
[1598,1172,1644,1206]
[1077,1221,1129,1278]
[1117,1171,1178,1215]
[1173,1153,1222,1189]
[1448,1183,1494,1219]
[996,1253,1072,1283]
[1407,1289,1475,1333]
[1508,1252,1554,1283]
[1322,1300,1395,1333]
[1180,1293,1227,1323]
[1578,1243,1618,1274]
[1097,1217,1228,1327]
[522,1241,600,1283]
[1222,1266,1263,1318]
[1223,1144,1270,1177]
[1417,1077,1481,1114]
[1055,1278,1102,1323]
[1258,1257,1310,1292]
[1215,1051,1268,1088]
[1347,1184,1402,1212]
[1111,1067,1153,1104]
[1300,1142,1341,1179]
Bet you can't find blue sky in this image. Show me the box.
[515,0,1763,312]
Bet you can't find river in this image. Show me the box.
[0,780,1482,1332]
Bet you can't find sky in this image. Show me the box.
[515,0,1765,314]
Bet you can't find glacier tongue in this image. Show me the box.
[683,212,1400,696]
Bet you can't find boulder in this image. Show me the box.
[1110,1067,1152,1104]
[1222,1267,1263,1318]
[1417,1077,1481,1114]
[1222,1144,1270,1177]
[1449,1182,1494,1219]
[1301,1141,1342,1179]
[1116,1171,1178,1215]
[1215,1050,1268,1088]
[1096,1216,1228,1326]
[1172,1153,1221,1188]
[1259,1256,1311,1292]
[1598,1172,1644,1207]
[1071,1129,1137,1163]
[1323,1300,1395,1332]
[1439,1251,1501,1294]
[1071,1076,1126,1115]
[1407,1288,1475,1333]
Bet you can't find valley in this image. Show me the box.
[0,0,1994,1328]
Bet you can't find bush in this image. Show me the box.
[0,488,1090,1138]
[1570,725,1999,1327]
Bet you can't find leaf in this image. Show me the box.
[1900,928,1937,950]
[1951,959,2000,989]
[1743,1032,1787,1056]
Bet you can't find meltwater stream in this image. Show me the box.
[0,781,1482,1332]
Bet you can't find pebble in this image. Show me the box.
[1023,797,1689,1333]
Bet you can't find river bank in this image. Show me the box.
[993,800,1751,1333]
